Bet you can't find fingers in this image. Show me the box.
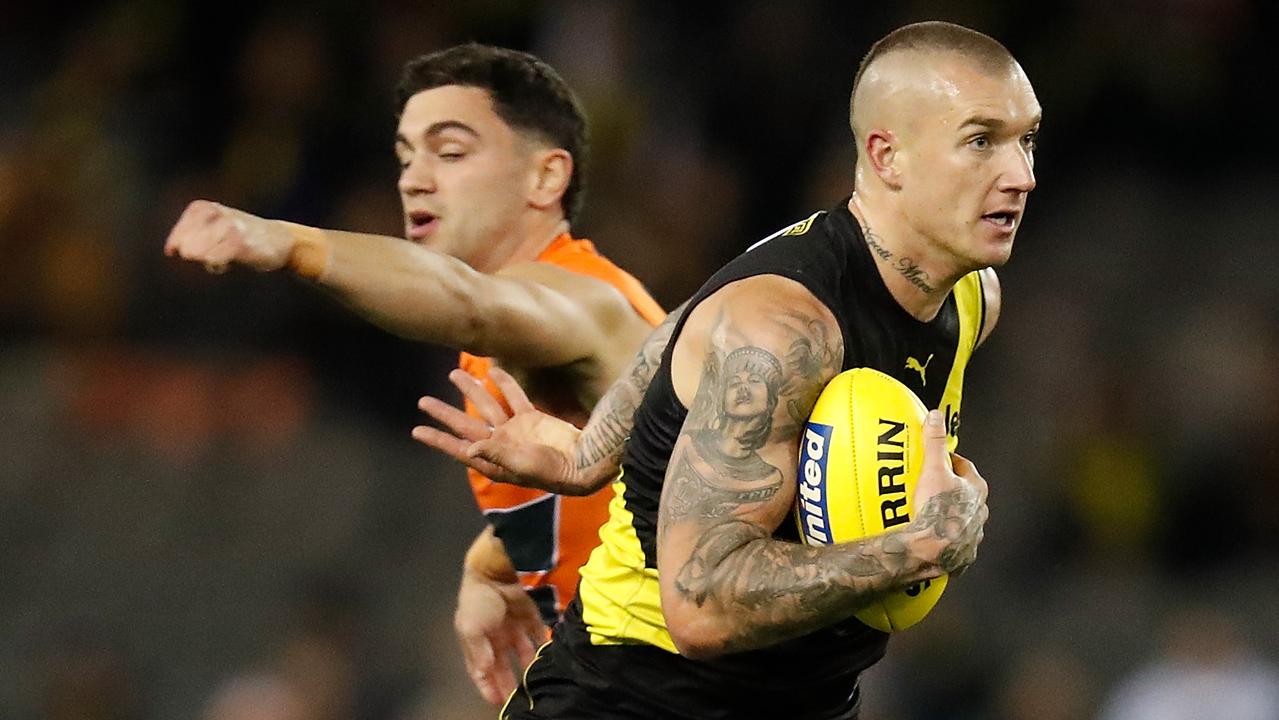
[165,200,242,266]
[950,452,988,502]
[410,425,508,480]
[448,369,511,426]
[457,633,508,706]
[921,409,951,475]
[488,366,534,414]
[511,627,539,674]
[164,200,214,255]
[419,395,492,441]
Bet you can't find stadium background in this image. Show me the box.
[3,1,1278,718]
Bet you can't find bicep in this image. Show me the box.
[656,277,844,583]
[472,263,647,368]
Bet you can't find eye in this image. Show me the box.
[968,134,990,150]
[438,146,467,161]
[1021,131,1038,151]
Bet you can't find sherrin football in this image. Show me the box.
[794,367,948,632]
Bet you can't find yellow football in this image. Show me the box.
[794,367,947,632]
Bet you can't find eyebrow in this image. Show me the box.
[959,114,1042,134]
[395,120,480,146]
[959,116,1007,131]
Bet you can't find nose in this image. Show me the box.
[999,144,1036,194]
[398,154,435,195]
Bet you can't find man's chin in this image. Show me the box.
[970,235,1015,269]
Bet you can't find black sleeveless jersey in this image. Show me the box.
[559,201,987,719]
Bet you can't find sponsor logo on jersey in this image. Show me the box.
[904,353,934,386]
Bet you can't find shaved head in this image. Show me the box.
[850,22,1019,150]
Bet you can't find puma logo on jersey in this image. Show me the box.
[905,354,933,385]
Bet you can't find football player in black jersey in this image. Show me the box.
[416,20,1038,720]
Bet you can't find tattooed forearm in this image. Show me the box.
[573,301,688,472]
[670,484,983,655]
[575,410,631,471]
[864,228,937,294]
[672,518,920,651]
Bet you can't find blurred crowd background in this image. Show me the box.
[3,1,1278,719]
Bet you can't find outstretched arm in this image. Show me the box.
[413,301,688,494]
[656,275,989,659]
[163,200,649,369]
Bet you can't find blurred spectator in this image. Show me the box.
[1099,604,1279,720]
[203,674,308,720]
[994,646,1098,720]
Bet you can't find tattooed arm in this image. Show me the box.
[414,301,688,495]
[657,276,988,660]
[571,299,688,480]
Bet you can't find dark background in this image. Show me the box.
[3,1,1278,718]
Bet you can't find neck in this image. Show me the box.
[846,194,964,322]
[497,215,570,269]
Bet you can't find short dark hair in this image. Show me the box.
[396,43,589,225]
[850,22,1017,139]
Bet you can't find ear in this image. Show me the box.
[527,148,573,212]
[863,129,903,190]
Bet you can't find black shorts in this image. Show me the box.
[499,636,658,720]
[499,631,861,720]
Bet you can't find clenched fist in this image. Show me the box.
[164,200,296,274]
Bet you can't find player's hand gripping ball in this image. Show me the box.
[794,368,948,632]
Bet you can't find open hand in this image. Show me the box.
[413,367,591,494]
[455,569,548,705]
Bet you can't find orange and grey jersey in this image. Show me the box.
[459,233,665,624]
[559,202,986,718]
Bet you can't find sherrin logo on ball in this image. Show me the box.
[794,367,948,632]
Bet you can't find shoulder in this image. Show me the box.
[690,275,839,337]
[674,274,845,383]
[497,259,644,322]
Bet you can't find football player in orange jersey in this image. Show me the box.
[164,43,665,706]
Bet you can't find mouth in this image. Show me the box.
[980,209,1020,233]
[406,210,439,240]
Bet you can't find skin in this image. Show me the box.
[164,83,657,704]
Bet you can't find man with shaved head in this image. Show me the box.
[416,21,1036,719]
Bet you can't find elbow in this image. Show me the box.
[672,635,727,662]
[448,283,495,353]
[664,601,733,661]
